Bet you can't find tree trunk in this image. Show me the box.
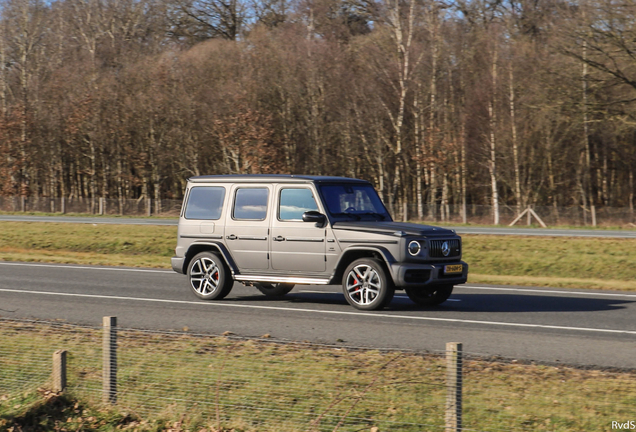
[509,63,522,214]
[488,44,500,225]
[582,41,597,226]
[546,133,559,224]
[87,136,97,214]
[414,89,423,220]
[629,168,634,223]
[428,15,439,222]
[461,119,467,224]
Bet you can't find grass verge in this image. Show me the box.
[1,321,635,431]
[2,222,636,290]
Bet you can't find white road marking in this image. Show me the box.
[0,261,174,274]
[1,287,634,336]
[460,285,636,298]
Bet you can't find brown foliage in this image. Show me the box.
[0,0,633,217]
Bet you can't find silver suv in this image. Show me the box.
[172,175,468,311]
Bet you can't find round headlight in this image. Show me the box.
[408,240,421,256]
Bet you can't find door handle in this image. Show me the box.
[227,234,237,240]
[273,235,285,242]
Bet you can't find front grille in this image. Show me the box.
[404,270,431,283]
[429,239,461,258]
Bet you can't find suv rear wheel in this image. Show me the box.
[405,285,453,306]
[187,251,234,300]
[342,258,394,311]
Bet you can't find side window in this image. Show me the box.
[233,188,269,220]
[184,186,226,220]
[279,188,319,221]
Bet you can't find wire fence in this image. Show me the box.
[1,195,636,227]
[401,204,636,227]
[0,196,182,217]
[1,317,635,431]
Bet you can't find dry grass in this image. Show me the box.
[462,235,636,291]
[1,320,635,431]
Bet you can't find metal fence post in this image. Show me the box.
[445,342,463,432]
[103,316,117,404]
[52,350,67,393]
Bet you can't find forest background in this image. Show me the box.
[1,0,635,223]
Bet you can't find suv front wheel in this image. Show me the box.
[187,251,234,300]
[342,258,395,311]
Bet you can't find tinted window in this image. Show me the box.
[233,188,269,220]
[279,188,319,221]
[320,184,390,220]
[184,186,226,220]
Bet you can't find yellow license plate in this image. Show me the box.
[444,264,463,275]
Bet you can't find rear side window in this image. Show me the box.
[184,186,226,220]
[233,188,269,220]
[279,188,319,221]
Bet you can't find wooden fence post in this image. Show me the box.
[445,342,463,432]
[103,316,117,404]
[52,350,67,393]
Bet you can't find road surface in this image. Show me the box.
[1,261,635,369]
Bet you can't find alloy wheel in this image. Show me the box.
[345,264,382,306]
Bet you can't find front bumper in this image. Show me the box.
[390,261,468,287]
[171,256,185,274]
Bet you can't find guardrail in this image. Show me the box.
[0,197,182,217]
[1,196,635,227]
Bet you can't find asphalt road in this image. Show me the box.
[1,261,635,369]
[2,214,636,237]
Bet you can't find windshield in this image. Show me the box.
[319,184,392,221]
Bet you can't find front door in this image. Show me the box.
[224,185,272,271]
[270,186,326,273]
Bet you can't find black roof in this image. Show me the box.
[188,174,369,184]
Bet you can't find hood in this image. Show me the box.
[331,221,456,237]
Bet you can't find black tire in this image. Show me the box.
[186,251,234,300]
[255,283,295,297]
[342,258,395,311]
[405,285,454,306]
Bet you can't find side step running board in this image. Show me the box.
[234,275,331,285]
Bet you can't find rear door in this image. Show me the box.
[270,185,326,273]
[224,185,272,271]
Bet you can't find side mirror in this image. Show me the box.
[302,211,326,225]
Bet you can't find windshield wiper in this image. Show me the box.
[359,212,387,220]
[331,212,361,220]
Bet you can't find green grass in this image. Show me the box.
[0,222,175,268]
[2,222,636,290]
[464,235,636,290]
[1,321,634,431]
